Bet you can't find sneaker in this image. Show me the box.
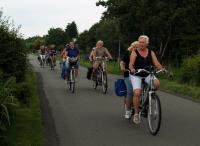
[125,111,131,119]
[133,113,140,124]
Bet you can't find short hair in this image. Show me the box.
[97,40,104,45]
[138,35,149,44]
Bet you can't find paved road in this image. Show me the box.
[30,55,200,146]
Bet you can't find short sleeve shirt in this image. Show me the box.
[67,47,79,58]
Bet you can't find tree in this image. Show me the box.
[0,10,27,82]
[45,28,68,48]
[65,21,78,40]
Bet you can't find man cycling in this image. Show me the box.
[65,41,79,79]
[129,35,164,124]
[92,40,113,81]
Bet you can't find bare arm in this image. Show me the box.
[93,49,97,60]
[151,51,163,69]
[129,51,136,73]
[89,50,94,61]
[105,48,113,60]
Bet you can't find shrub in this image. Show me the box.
[0,10,27,82]
[13,82,31,105]
[180,54,200,86]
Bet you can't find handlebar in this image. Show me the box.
[95,56,111,61]
[130,68,167,76]
[68,57,78,62]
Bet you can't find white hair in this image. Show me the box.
[138,35,149,44]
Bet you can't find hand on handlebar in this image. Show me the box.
[130,68,136,74]
[156,68,168,74]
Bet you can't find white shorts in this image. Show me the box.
[130,75,157,90]
[40,55,46,60]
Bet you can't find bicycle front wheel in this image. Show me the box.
[147,93,161,135]
[102,71,107,94]
[70,69,75,93]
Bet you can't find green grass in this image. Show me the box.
[79,58,200,102]
[5,66,44,146]
[160,79,200,102]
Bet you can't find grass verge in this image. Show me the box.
[79,58,200,102]
[5,65,44,146]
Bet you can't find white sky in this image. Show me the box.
[0,0,106,38]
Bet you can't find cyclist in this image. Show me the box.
[65,41,79,79]
[39,46,46,65]
[89,47,96,61]
[45,46,51,65]
[50,48,57,66]
[92,40,113,81]
[61,44,70,80]
[87,47,96,80]
[129,35,164,124]
[120,41,139,119]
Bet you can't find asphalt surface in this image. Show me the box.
[30,55,200,146]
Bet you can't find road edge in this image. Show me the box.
[36,72,60,146]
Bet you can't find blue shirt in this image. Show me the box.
[67,48,79,57]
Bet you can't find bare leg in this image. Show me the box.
[133,89,141,114]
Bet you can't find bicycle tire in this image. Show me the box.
[70,69,75,93]
[102,71,107,94]
[72,70,75,93]
[147,93,161,135]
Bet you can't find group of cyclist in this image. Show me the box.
[38,45,57,67]
[38,35,164,125]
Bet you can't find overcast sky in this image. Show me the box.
[0,0,106,38]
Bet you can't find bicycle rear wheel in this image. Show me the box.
[102,71,107,94]
[147,93,161,135]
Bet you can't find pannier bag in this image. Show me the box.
[114,79,127,97]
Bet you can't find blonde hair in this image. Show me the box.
[97,40,104,45]
[128,41,139,51]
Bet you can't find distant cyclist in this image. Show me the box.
[129,35,164,124]
[50,48,57,66]
[89,47,96,61]
[61,44,70,80]
[39,46,46,65]
[120,41,139,119]
[92,40,113,81]
[87,47,96,80]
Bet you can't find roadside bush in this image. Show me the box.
[13,82,31,105]
[180,54,200,86]
[0,10,27,82]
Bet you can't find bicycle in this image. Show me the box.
[67,57,78,93]
[130,67,166,135]
[92,57,109,94]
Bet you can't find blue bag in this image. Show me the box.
[114,79,127,97]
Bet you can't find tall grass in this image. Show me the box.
[0,77,15,132]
